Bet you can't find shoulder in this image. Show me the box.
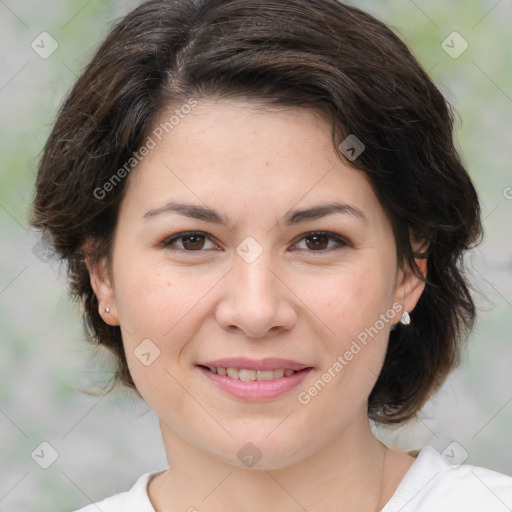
[382,445,512,512]
[70,469,165,512]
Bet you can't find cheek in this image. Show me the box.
[112,259,219,378]
[305,262,393,340]
[294,259,394,401]
[113,263,193,407]
[114,258,193,339]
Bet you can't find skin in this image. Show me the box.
[86,98,427,511]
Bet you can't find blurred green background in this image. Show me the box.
[0,0,511,510]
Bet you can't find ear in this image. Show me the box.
[392,258,427,317]
[392,235,428,323]
[83,244,120,326]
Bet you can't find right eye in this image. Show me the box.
[161,231,219,252]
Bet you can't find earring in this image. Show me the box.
[400,310,411,325]
[105,307,110,314]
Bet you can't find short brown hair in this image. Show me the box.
[30,0,482,424]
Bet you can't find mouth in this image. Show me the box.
[196,358,314,401]
[198,365,303,381]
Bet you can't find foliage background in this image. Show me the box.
[0,0,511,510]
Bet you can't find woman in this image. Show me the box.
[30,0,512,510]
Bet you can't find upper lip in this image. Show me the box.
[198,358,312,371]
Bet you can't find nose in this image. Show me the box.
[214,246,297,338]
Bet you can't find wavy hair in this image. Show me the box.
[30,0,482,424]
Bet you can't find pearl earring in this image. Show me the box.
[105,307,110,314]
[400,310,411,325]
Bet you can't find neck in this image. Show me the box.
[150,412,391,512]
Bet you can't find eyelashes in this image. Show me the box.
[161,230,349,254]
[163,231,218,252]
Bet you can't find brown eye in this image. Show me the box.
[181,234,206,250]
[163,232,216,251]
[294,231,348,252]
[305,233,329,250]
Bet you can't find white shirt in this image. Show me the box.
[72,445,512,511]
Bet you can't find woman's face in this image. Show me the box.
[90,98,425,469]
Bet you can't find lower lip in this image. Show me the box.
[197,366,313,401]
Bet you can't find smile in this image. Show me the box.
[196,360,314,401]
[205,367,297,381]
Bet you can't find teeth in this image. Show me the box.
[239,369,256,381]
[256,370,275,381]
[207,367,298,380]
[272,369,285,379]
[227,367,239,379]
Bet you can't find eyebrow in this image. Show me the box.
[143,200,367,226]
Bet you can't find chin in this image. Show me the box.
[208,431,313,471]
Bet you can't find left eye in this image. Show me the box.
[293,231,348,252]
[162,231,347,252]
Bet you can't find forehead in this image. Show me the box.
[120,98,383,225]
